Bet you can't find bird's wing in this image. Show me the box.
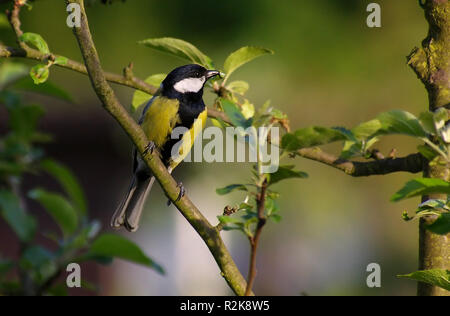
[141,96,181,148]
[132,95,158,174]
[138,94,157,125]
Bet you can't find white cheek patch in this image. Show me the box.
[174,77,205,93]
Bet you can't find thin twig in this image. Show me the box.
[0,44,158,95]
[245,179,267,296]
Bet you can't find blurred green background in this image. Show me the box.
[0,0,429,295]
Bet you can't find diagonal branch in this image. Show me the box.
[66,0,250,296]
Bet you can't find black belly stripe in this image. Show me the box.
[160,101,205,164]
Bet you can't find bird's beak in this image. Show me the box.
[205,70,220,80]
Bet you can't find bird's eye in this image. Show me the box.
[195,72,200,77]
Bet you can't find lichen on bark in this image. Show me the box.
[410,0,450,296]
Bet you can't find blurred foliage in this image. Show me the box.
[0,60,163,296]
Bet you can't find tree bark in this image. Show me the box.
[408,0,450,296]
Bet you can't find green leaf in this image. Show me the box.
[340,141,363,159]
[241,100,255,119]
[419,109,449,135]
[0,62,28,89]
[217,215,244,225]
[138,37,213,68]
[224,46,273,79]
[222,226,245,232]
[418,199,449,211]
[340,137,379,159]
[426,213,450,235]
[226,81,249,95]
[417,144,439,161]
[131,73,165,110]
[20,246,54,271]
[19,33,50,54]
[405,200,450,234]
[54,56,68,66]
[419,112,436,135]
[8,104,44,140]
[20,245,57,284]
[81,254,114,266]
[351,119,382,139]
[30,64,49,85]
[28,189,78,236]
[88,234,164,273]
[269,214,282,223]
[352,111,427,140]
[220,98,252,128]
[282,127,350,152]
[398,269,450,291]
[216,184,248,195]
[433,108,448,131]
[239,202,254,212]
[70,220,101,250]
[376,110,427,138]
[270,108,288,120]
[40,159,87,216]
[268,165,308,185]
[0,190,36,242]
[13,77,72,102]
[265,197,280,216]
[391,178,450,202]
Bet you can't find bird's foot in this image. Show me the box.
[143,141,156,157]
[167,182,186,206]
[175,182,186,202]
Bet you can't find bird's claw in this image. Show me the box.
[143,141,155,157]
[167,182,186,206]
[176,182,186,202]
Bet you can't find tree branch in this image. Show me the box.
[2,1,158,95]
[296,148,425,177]
[0,44,158,95]
[66,0,250,296]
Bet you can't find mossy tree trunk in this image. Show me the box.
[408,0,450,296]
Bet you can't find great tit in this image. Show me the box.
[111,64,220,232]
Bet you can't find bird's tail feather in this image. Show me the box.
[111,175,155,232]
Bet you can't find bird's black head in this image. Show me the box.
[161,64,220,99]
